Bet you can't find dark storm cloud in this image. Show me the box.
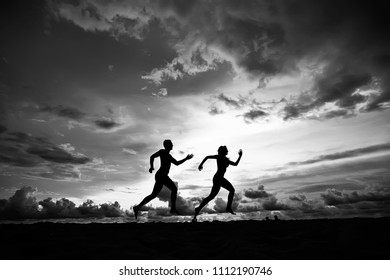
[241,185,290,211]
[216,15,287,78]
[0,0,174,127]
[0,187,124,220]
[49,0,285,84]
[1,0,388,123]
[321,188,390,206]
[282,103,313,121]
[94,117,122,130]
[336,92,368,109]
[211,93,270,122]
[278,0,390,119]
[283,72,373,120]
[0,133,51,167]
[209,93,252,115]
[0,149,42,168]
[188,0,390,117]
[320,109,354,120]
[242,109,268,122]
[45,0,390,120]
[217,94,246,109]
[288,143,390,166]
[6,132,46,144]
[38,103,123,131]
[0,131,92,181]
[316,73,371,106]
[184,0,388,111]
[244,185,272,199]
[26,146,90,164]
[40,105,87,121]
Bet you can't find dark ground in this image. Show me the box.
[1,218,389,259]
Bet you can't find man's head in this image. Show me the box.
[163,139,173,151]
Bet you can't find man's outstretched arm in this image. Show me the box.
[171,154,193,166]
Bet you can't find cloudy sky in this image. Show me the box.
[1,0,389,221]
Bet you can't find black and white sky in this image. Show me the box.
[1,0,389,221]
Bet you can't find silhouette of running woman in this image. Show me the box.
[133,140,193,219]
[193,146,242,222]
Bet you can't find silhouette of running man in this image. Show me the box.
[193,146,242,222]
[133,140,193,219]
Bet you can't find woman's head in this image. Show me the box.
[218,145,228,156]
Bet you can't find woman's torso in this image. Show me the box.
[214,155,229,178]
